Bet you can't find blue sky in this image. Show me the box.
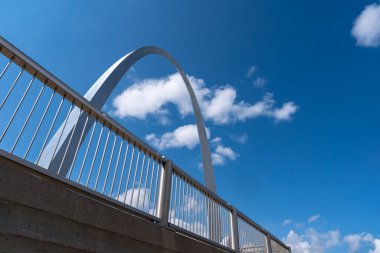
[1,1,380,252]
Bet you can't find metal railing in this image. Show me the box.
[0,36,290,253]
[169,165,232,248]
[237,215,267,252]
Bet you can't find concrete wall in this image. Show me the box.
[0,154,230,253]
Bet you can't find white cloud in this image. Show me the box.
[246,66,257,78]
[286,228,380,253]
[282,219,292,226]
[145,124,209,150]
[285,228,340,253]
[285,230,312,253]
[308,214,320,223]
[211,153,225,166]
[273,102,299,122]
[215,145,237,160]
[111,73,298,125]
[352,3,380,47]
[344,233,380,253]
[370,239,380,253]
[211,145,238,166]
[210,136,238,166]
[203,89,298,124]
[253,77,267,88]
[345,234,363,253]
[145,125,237,166]
[211,137,222,144]
[229,133,248,144]
[112,73,208,120]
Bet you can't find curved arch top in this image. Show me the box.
[86,46,216,193]
[40,46,216,193]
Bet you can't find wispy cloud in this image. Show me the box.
[111,73,299,125]
[246,66,257,78]
[229,133,248,144]
[308,214,320,223]
[352,3,380,47]
[253,77,267,88]
[282,219,292,226]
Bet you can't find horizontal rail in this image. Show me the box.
[0,36,290,253]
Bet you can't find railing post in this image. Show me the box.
[265,233,273,253]
[157,159,173,226]
[230,207,240,252]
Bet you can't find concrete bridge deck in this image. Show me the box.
[0,154,228,253]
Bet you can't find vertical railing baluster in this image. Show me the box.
[203,192,207,238]
[0,75,35,142]
[194,186,198,234]
[46,102,74,169]
[86,124,104,187]
[11,84,46,153]
[185,180,189,230]
[77,120,97,183]
[129,149,141,206]
[123,146,135,204]
[141,157,151,212]
[68,114,90,179]
[94,128,111,190]
[0,67,24,110]
[115,142,130,199]
[136,153,146,208]
[35,95,65,165]
[102,133,118,194]
[0,57,13,80]
[57,107,83,175]
[172,173,178,224]
[177,176,182,227]
[209,197,212,241]
[109,138,124,197]
[180,176,185,228]
[24,89,57,159]
[190,184,195,233]
[147,159,156,214]
[152,161,161,216]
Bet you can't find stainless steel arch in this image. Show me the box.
[38,46,217,192]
